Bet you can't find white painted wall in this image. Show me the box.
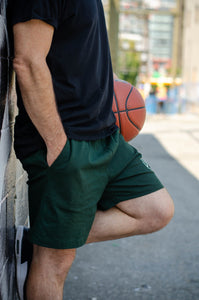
[0,1,29,298]
[0,89,11,212]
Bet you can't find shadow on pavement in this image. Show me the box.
[64,134,199,300]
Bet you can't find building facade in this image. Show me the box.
[103,0,180,84]
[119,0,177,79]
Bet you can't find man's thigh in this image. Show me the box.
[116,188,174,233]
[116,188,172,218]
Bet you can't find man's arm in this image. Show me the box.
[13,19,67,166]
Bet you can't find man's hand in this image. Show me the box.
[13,19,67,162]
[46,136,67,167]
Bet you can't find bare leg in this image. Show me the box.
[26,246,76,300]
[87,188,174,243]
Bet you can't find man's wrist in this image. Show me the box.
[45,131,67,167]
[45,130,67,152]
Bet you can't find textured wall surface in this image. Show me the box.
[0,0,29,299]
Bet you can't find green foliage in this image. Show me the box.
[118,50,140,86]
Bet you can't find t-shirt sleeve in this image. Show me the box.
[10,0,63,29]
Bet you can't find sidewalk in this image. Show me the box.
[142,113,199,180]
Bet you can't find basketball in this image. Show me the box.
[112,79,146,141]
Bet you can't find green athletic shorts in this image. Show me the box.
[21,129,163,249]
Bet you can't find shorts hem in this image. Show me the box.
[27,234,87,249]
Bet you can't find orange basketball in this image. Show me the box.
[112,79,146,141]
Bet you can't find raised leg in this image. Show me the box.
[87,188,174,243]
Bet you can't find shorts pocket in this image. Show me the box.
[45,139,70,171]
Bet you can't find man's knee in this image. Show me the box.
[148,188,174,232]
[32,245,76,280]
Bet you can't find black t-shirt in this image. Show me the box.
[7,0,117,160]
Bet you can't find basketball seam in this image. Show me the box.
[113,91,121,131]
[125,86,141,131]
[114,106,145,113]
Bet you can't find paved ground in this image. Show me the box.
[64,113,199,300]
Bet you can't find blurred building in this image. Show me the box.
[119,0,177,80]
[182,0,199,108]
[149,14,173,74]
[103,0,185,87]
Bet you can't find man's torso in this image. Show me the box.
[7,0,117,160]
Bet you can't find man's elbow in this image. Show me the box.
[13,55,45,76]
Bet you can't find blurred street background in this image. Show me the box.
[103,0,198,116]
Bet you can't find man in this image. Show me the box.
[7,0,174,299]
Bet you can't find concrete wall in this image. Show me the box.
[0,0,29,299]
